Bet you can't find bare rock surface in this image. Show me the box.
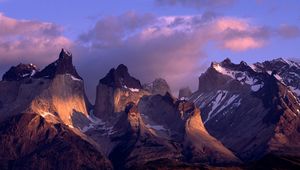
[143,78,171,96]
[0,113,112,170]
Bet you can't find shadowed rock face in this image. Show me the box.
[0,113,112,170]
[34,49,82,80]
[109,102,183,170]
[254,58,300,98]
[91,92,240,169]
[99,64,142,89]
[143,78,171,96]
[137,94,240,165]
[2,63,38,81]
[178,87,192,99]
[94,64,148,120]
[190,58,300,161]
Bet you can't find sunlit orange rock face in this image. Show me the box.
[0,49,112,169]
[29,74,89,126]
[0,113,112,169]
[0,49,90,128]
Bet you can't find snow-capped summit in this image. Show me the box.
[205,58,266,93]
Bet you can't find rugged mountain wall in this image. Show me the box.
[0,49,112,169]
[254,58,300,98]
[190,58,300,161]
[0,113,112,169]
[138,94,240,165]
[0,49,90,128]
[109,102,183,169]
[94,64,149,121]
[1,49,300,169]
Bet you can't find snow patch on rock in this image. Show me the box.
[204,90,227,124]
[213,63,264,91]
[251,84,263,92]
[145,124,166,131]
[289,86,300,97]
[129,88,140,92]
[66,74,82,81]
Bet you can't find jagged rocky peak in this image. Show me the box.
[143,78,171,95]
[34,49,82,80]
[212,58,254,73]
[191,57,300,162]
[99,64,142,89]
[253,57,300,98]
[178,87,192,100]
[94,64,148,120]
[221,57,232,65]
[254,58,300,74]
[0,49,89,128]
[2,63,38,81]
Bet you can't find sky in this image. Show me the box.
[0,0,300,101]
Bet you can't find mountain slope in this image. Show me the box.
[0,113,112,169]
[254,58,300,98]
[94,64,150,121]
[0,49,91,128]
[190,58,300,162]
[88,65,240,169]
[0,49,112,169]
[138,94,240,165]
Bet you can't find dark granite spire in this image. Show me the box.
[99,64,142,89]
[34,49,82,79]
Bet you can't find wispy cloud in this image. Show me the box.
[0,13,71,68]
[0,11,298,100]
[75,12,267,99]
[155,0,236,9]
[277,25,300,39]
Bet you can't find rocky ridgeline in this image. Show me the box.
[0,49,299,169]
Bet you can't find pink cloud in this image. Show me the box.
[222,37,265,51]
[209,17,268,51]
[0,12,270,100]
[76,13,268,100]
[214,17,250,32]
[0,13,71,66]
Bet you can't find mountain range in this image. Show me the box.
[0,49,299,170]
